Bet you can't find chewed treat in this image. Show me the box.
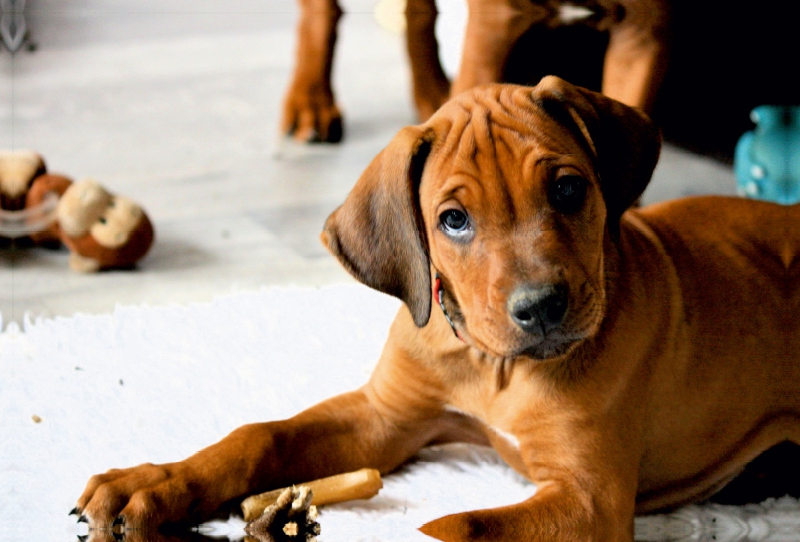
[241,468,383,522]
[244,486,321,542]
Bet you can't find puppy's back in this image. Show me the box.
[626,196,800,366]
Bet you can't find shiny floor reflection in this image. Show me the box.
[71,499,800,542]
[635,497,800,541]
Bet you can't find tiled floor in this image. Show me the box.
[0,0,737,326]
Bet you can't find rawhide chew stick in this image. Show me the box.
[241,468,383,522]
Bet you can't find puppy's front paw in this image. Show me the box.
[281,86,343,143]
[74,462,200,531]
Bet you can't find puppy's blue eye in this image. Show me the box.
[440,209,470,236]
[550,175,587,214]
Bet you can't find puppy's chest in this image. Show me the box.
[444,377,556,477]
[444,400,527,474]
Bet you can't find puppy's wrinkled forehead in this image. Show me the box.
[321,77,660,328]
[426,85,595,179]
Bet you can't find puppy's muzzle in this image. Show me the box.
[508,284,569,335]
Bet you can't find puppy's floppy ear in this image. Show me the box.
[533,76,661,235]
[322,126,434,327]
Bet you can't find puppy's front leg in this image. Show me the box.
[421,476,636,542]
[75,348,459,532]
[420,433,639,542]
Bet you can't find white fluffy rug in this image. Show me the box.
[1,284,798,542]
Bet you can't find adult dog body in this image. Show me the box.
[283,0,668,142]
[77,78,800,541]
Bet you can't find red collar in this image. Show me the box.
[434,273,465,343]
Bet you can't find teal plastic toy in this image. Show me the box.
[735,106,800,205]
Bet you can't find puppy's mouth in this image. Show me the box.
[446,283,602,362]
[516,332,583,360]
[467,311,600,363]
[468,325,587,363]
[514,284,605,361]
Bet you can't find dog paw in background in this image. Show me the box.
[280,0,345,145]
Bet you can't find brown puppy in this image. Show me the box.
[76,77,800,541]
[283,0,668,142]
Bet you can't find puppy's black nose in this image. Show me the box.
[508,284,568,334]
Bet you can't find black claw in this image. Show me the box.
[69,506,80,516]
[112,516,125,526]
[77,515,88,524]
[327,117,344,143]
[112,531,125,542]
[77,535,88,542]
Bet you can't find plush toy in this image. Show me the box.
[0,149,155,272]
[734,105,800,205]
[51,178,155,272]
[23,172,74,245]
[0,149,46,210]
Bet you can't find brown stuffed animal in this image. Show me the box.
[0,149,46,210]
[0,149,155,272]
[53,179,155,273]
[24,172,73,245]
